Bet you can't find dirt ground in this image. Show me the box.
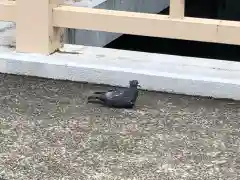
[0,74,240,180]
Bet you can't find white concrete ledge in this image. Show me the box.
[1,21,240,100]
[0,44,240,100]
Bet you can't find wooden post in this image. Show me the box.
[16,0,64,54]
[170,0,185,19]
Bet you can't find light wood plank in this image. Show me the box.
[53,6,240,45]
[0,1,15,21]
[16,0,64,54]
[170,0,185,18]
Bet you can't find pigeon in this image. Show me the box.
[87,80,140,108]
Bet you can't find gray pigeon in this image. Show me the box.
[87,80,140,108]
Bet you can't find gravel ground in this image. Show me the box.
[0,74,240,180]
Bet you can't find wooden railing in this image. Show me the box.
[1,0,240,55]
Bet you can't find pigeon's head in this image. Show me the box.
[129,80,140,88]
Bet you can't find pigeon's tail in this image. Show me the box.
[87,94,105,104]
[93,91,106,95]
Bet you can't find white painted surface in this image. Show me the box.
[0,22,15,47]
[0,42,240,100]
[64,0,107,7]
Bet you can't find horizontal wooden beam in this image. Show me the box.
[1,2,240,46]
[0,1,16,22]
[53,6,240,45]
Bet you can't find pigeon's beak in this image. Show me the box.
[138,84,141,88]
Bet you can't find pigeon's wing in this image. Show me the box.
[105,89,133,103]
[109,87,118,91]
[94,88,117,95]
[105,90,124,100]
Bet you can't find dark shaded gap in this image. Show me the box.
[105,0,240,61]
